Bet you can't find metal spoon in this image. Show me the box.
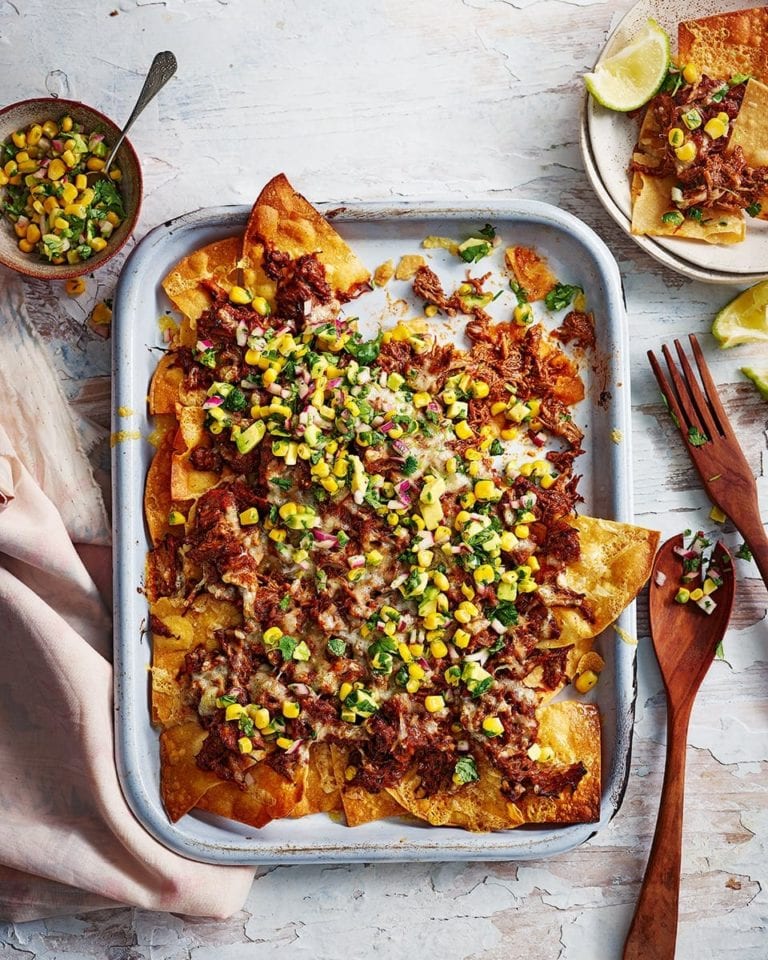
[92,51,177,180]
[623,534,735,960]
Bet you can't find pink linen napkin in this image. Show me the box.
[0,271,254,921]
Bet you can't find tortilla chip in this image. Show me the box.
[549,515,659,653]
[144,431,178,547]
[728,77,768,219]
[329,745,407,826]
[678,8,768,85]
[194,760,304,828]
[244,173,370,301]
[162,236,241,323]
[148,353,185,415]
[170,407,221,500]
[505,246,557,302]
[290,743,341,818]
[160,722,235,821]
[150,595,242,727]
[631,171,745,243]
[387,701,600,832]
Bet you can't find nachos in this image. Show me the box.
[145,174,658,831]
[630,7,768,243]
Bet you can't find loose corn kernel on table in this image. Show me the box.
[2,0,768,958]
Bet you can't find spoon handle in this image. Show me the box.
[623,703,692,960]
[104,51,177,172]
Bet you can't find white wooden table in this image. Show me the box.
[1,1,767,957]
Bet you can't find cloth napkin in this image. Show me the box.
[0,270,254,922]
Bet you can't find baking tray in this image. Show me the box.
[112,199,634,864]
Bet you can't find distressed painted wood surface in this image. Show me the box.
[1,0,767,957]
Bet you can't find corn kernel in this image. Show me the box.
[704,117,727,139]
[17,239,34,253]
[229,285,253,305]
[344,765,357,781]
[432,571,450,592]
[471,380,490,399]
[460,583,475,601]
[455,420,474,440]
[86,156,105,171]
[689,588,704,601]
[263,626,283,645]
[539,473,556,489]
[276,737,295,750]
[413,391,431,408]
[574,670,598,694]
[430,639,448,658]
[682,62,701,85]
[527,555,540,573]
[62,276,86,297]
[668,127,685,148]
[405,678,421,694]
[514,524,530,539]
[482,716,504,737]
[48,158,66,180]
[238,736,254,754]
[424,695,445,713]
[408,663,425,680]
[474,564,495,585]
[514,303,534,326]
[453,628,471,648]
[90,237,108,252]
[417,549,434,568]
[675,141,697,163]
[225,703,245,721]
[282,701,300,719]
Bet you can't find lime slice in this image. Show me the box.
[712,280,768,348]
[585,19,670,112]
[741,367,768,399]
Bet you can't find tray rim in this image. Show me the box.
[112,198,636,865]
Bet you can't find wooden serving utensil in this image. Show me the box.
[623,534,735,960]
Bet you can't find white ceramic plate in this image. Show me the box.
[582,0,768,283]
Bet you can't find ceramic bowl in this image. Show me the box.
[0,97,142,280]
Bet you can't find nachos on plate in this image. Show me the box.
[144,173,658,832]
[631,7,768,244]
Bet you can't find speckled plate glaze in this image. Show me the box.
[582,0,768,284]
[113,201,635,865]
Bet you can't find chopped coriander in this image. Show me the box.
[736,542,753,561]
[687,207,703,222]
[687,425,708,447]
[661,210,685,227]
[453,755,479,785]
[544,283,583,311]
[222,387,247,412]
[279,594,291,611]
[270,477,293,491]
[478,223,496,240]
[509,280,528,306]
[489,439,503,456]
[278,635,298,660]
[402,455,419,476]
[747,202,762,218]
[327,637,347,657]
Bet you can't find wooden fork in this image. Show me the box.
[648,334,768,589]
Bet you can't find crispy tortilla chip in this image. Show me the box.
[549,516,659,654]
[194,760,304,828]
[728,77,768,219]
[244,173,370,301]
[162,236,241,323]
[290,743,341,818]
[144,430,179,547]
[149,353,184,415]
[170,407,221,500]
[160,722,235,821]
[329,745,407,826]
[679,8,768,85]
[631,172,745,243]
[505,246,558,302]
[388,702,600,832]
[150,595,242,727]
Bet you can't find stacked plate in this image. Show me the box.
[580,0,768,285]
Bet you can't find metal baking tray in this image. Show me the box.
[112,200,633,865]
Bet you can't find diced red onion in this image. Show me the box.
[380,421,395,434]
[654,570,667,587]
[312,530,338,544]
[348,554,365,569]
[196,339,213,351]
[532,431,546,447]
[202,395,223,409]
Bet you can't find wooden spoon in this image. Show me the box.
[623,534,735,960]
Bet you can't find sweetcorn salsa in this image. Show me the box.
[0,115,125,264]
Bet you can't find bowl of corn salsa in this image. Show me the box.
[0,97,142,279]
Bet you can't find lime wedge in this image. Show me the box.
[741,367,768,399]
[585,19,670,112]
[712,280,768,348]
